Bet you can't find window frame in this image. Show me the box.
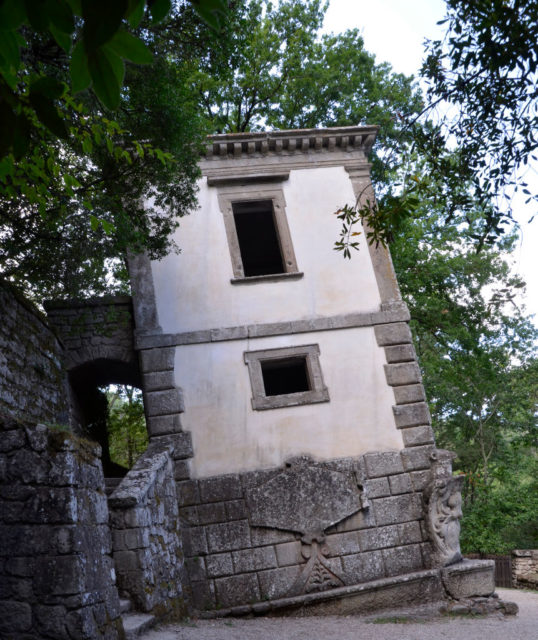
[244,344,330,410]
[217,184,301,283]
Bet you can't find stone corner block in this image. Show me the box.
[146,414,183,437]
[374,322,412,347]
[393,402,431,428]
[139,346,175,373]
[401,425,435,448]
[400,445,435,471]
[145,388,185,417]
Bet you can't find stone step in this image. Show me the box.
[122,612,156,640]
[119,598,132,614]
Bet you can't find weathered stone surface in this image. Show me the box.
[364,451,404,478]
[392,383,426,404]
[225,499,248,521]
[341,550,385,583]
[393,403,431,428]
[372,494,422,526]
[275,541,303,567]
[182,526,209,557]
[199,475,242,503]
[185,557,206,582]
[205,553,234,578]
[139,347,175,373]
[177,479,200,506]
[0,599,32,633]
[332,507,376,533]
[325,531,361,556]
[0,419,122,639]
[358,525,400,551]
[145,388,184,417]
[257,565,302,601]
[388,473,413,495]
[384,344,416,363]
[214,573,261,608]
[374,322,412,346]
[232,546,277,573]
[365,477,391,498]
[383,543,424,576]
[190,580,216,611]
[246,457,363,540]
[400,445,435,471]
[384,362,422,387]
[398,521,423,545]
[146,414,183,437]
[197,502,227,525]
[109,447,184,615]
[401,425,435,447]
[441,559,495,598]
[143,370,176,392]
[206,521,251,553]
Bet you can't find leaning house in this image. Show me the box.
[0,126,503,639]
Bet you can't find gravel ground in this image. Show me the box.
[143,589,538,640]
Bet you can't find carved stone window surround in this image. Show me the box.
[217,183,299,281]
[244,344,329,410]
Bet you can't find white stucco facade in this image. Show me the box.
[175,328,402,478]
[151,166,381,334]
[141,127,411,479]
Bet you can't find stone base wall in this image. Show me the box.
[0,416,122,639]
[177,448,435,612]
[108,441,185,617]
[512,550,538,588]
[0,280,68,424]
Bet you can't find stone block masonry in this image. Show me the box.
[0,280,68,424]
[512,549,538,588]
[178,451,434,612]
[0,415,123,640]
[108,441,185,617]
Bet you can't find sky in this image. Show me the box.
[323,0,538,326]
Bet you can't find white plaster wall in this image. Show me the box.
[151,166,382,334]
[175,327,403,478]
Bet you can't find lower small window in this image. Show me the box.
[244,345,329,410]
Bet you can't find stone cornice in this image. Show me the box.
[201,126,379,178]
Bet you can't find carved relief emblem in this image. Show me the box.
[245,456,367,596]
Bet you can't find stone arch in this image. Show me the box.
[45,297,144,475]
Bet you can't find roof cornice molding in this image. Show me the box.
[200,126,378,177]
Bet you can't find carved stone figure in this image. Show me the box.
[424,450,465,567]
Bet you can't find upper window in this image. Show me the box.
[217,184,301,283]
[244,344,330,410]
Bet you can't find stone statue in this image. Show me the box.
[425,450,465,567]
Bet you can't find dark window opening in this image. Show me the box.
[261,357,310,396]
[233,200,285,276]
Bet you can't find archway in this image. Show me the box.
[69,358,147,477]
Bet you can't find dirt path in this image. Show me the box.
[144,588,538,640]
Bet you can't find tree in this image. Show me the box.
[390,188,538,553]
[419,0,538,239]
[0,0,231,299]
[107,385,148,469]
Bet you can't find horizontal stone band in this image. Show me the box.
[135,305,410,350]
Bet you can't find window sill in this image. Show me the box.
[251,388,330,411]
[231,272,304,285]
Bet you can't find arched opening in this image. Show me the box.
[69,358,147,478]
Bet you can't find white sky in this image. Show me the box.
[323,0,538,326]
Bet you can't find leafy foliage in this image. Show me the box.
[0,0,232,299]
[391,194,538,553]
[106,385,148,469]
[418,0,538,239]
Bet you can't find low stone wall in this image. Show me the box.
[512,549,538,588]
[109,441,185,617]
[177,449,435,612]
[0,415,122,639]
[0,280,68,424]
